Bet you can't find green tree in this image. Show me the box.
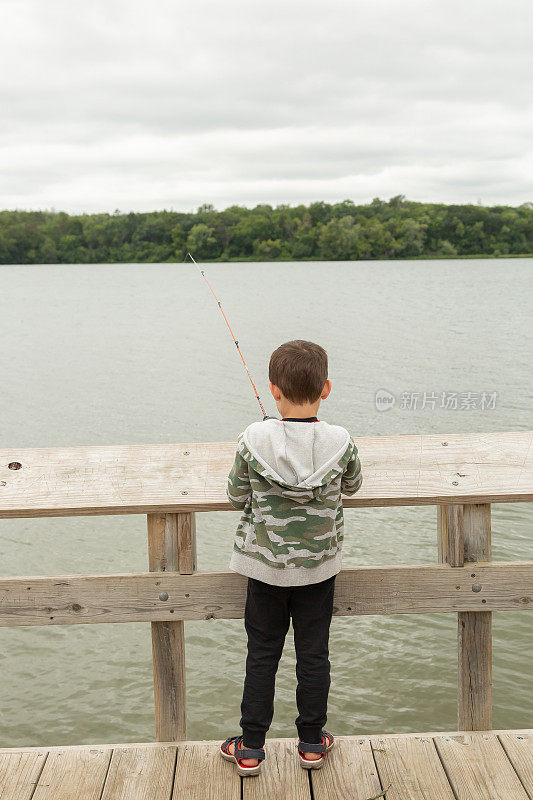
[318,217,360,260]
[186,224,221,260]
[171,223,187,259]
[253,239,283,259]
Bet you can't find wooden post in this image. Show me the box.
[437,504,464,567]
[177,511,197,575]
[147,512,197,741]
[438,502,492,730]
[458,503,492,731]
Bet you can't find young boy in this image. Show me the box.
[220,340,363,777]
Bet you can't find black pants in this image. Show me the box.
[239,574,335,749]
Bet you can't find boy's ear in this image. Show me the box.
[321,379,332,400]
[269,381,282,401]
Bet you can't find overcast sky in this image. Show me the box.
[1,0,532,213]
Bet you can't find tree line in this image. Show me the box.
[1,196,532,264]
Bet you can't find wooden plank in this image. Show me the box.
[371,735,455,800]
[148,513,188,741]
[148,513,178,572]
[172,742,240,800]
[463,503,491,562]
[437,505,447,564]
[434,733,530,800]
[0,740,199,754]
[458,612,492,730]
[32,747,112,800]
[0,561,531,627]
[177,512,197,574]
[437,504,464,566]
[0,750,47,800]
[244,739,309,800]
[100,745,176,800]
[311,737,382,800]
[5,731,532,754]
[498,733,533,795]
[1,431,531,518]
[458,504,492,731]
[150,622,186,742]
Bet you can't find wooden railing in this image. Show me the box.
[1,430,532,742]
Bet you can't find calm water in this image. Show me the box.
[0,258,532,747]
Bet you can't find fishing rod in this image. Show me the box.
[185,252,269,419]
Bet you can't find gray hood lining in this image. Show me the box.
[242,419,351,488]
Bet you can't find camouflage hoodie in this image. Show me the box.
[227,418,363,586]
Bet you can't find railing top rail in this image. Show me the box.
[0,430,531,519]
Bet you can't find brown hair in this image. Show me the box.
[269,340,328,404]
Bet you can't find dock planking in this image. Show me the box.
[1,731,533,800]
[243,739,309,800]
[101,745,177,800]
[0,749,47,800]
[173,741,239,800]
[371,735,455,800]
[30,747,112,800]
[498,733,533,795]
[434,733,531,800]
[1,430,532,518]
[310,737,382,800]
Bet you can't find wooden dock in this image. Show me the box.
[2,731,533,799]
[1,430,532,797]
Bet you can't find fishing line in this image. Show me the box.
[185,252,269,419]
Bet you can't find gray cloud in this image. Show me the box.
[1,0,531,212]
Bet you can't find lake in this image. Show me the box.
[0,258,532,747]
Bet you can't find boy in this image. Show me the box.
[220,340,363,776]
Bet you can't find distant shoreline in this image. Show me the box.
[203,252,533,263]
[2,253,532,267]
[2,199,532,264]
[2,252,532,266]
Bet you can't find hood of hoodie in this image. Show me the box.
[240,418,353,504]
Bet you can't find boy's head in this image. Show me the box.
[269,340,331,415]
